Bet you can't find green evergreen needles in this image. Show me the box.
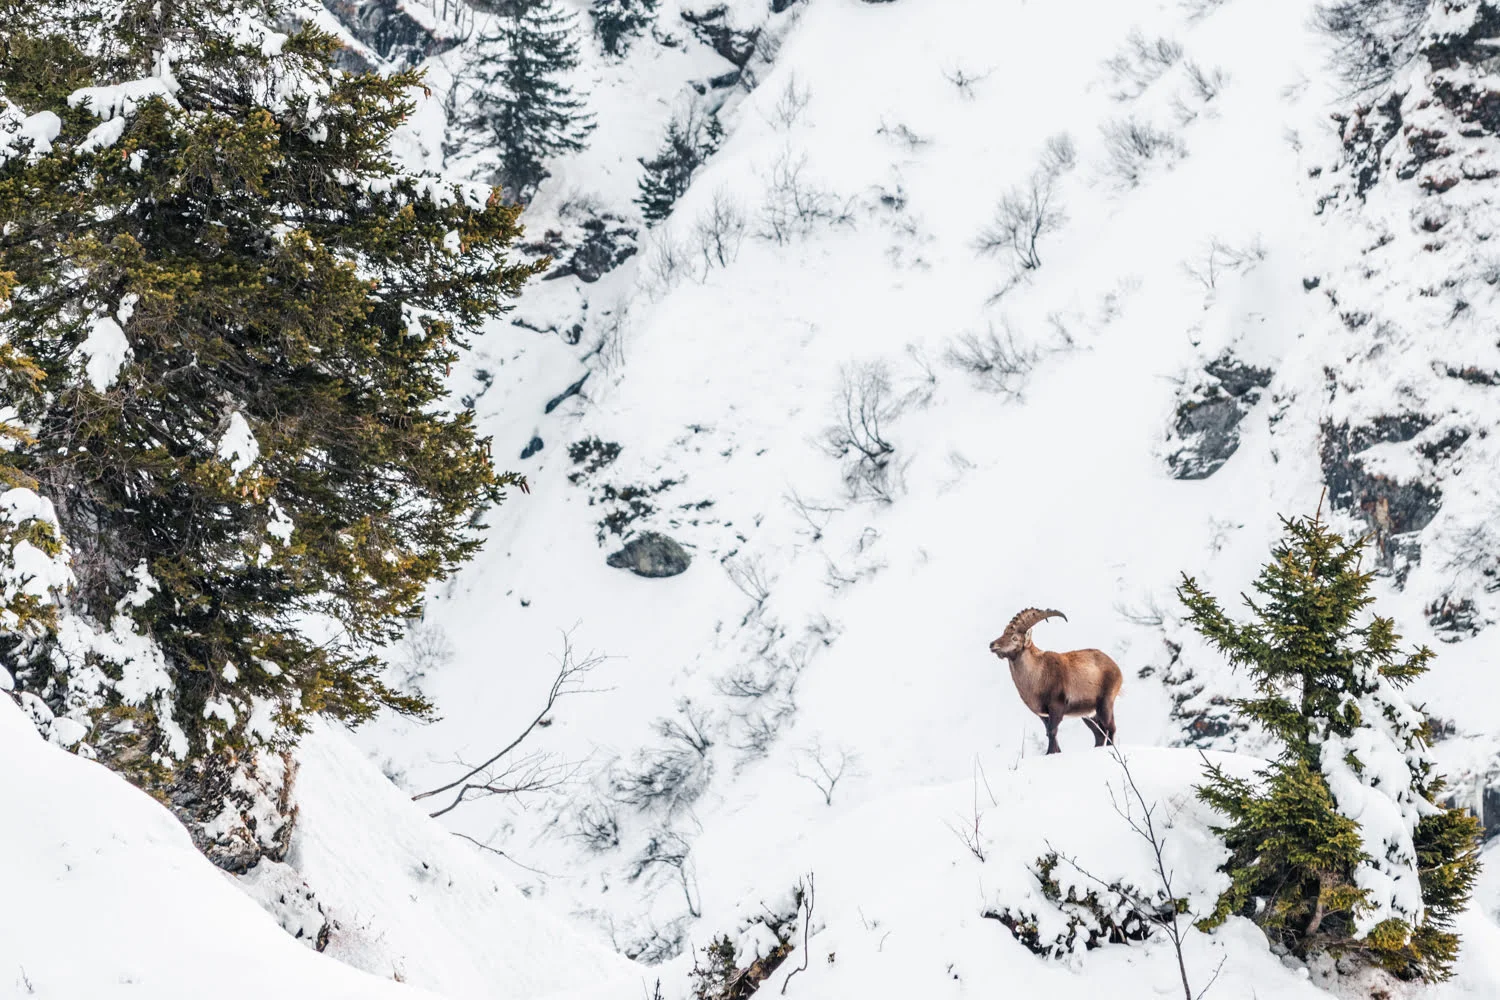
[464,0,595,202]
[0,1,542,789]
[1180,512,1481,981]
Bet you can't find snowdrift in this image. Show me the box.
[272,719,643,999]
[663,747,1500,1000]
[0,697,436,1000]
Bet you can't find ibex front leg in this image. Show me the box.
[1043,708,1064,755]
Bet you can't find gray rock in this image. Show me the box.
[1320,415,1445,578]
[606,532,691,578]
[322,0,456,67]
[1166,352,1275,481]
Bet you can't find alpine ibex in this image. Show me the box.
[989,608,1122,754]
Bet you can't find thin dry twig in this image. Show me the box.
[414,627,606,817]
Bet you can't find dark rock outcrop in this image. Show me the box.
[1320,415,1444,579]
[1165,353,1273,480]
[321,0,458,68]
[606,532,691,578]
[680,4,760,68]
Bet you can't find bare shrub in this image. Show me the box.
[694,189,747,273]
[413,629,603,818]
[630,828,700,918]
[755,148,846,244]
[572,800,621,852]
[977,172,1064,271]
[1181,0,1232,19]
[1183,61,1229,102]
[876,118,930,151]
[823,362,902,504]
[1100,117,1184,187]
[795,740,856,805]
[783,488,841,541]
[765,73,811,131]
[943,65,991,100]
[645,227,691,294]
[1315,0,1429,92]
[1181,236,1266,291]
[1106,30,1183,101]
[1039,132,1077,175]
[724,554,774,612]
[389,618,454,695]
[613,701,715,815]
[717,663,779,700]
[943,326,1035,395]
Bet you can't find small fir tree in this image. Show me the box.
[635,106,722,224]
[466,0,596,201]
[1181,511,1480,981]
[589,0,659,57]
[0,0,541,813]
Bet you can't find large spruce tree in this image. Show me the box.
[0,0,542,832]
[466,0,595,202]
[1181,512,1480,981]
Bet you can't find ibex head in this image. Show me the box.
[989,607,1067,659]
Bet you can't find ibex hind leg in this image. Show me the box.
[1087,698,1117,748]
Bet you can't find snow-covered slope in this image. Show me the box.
[0,691,642,1000]
[178,0,1500,996]
[276,720,641,998]
[0,697,436,1000]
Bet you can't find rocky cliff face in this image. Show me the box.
[321,0,464,71]
[1311,1,1500,631]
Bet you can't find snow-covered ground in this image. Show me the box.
[0,693,641,999]
[10,0,1500,997]
[330,0,1500,996]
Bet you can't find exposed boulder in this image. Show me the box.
[1165,353,1273,480]
[1320,414,1445,580]
[321,0,458,68]
[680,4,761,69]
[606,532,691,578]
[523,209,639,285]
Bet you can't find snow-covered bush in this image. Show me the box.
[1181,512,1482,981]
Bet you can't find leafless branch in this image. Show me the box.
[943,65,991,100]
[694,189,746,274]
[452,831,557,877]
[781,873,816,994]
[783,487,842,541]
[413,627,605,817]
[823,362,901,504]
[1105,30,1183,101]
[943,326,1035,396]
[766,74,811,131]
[1050,743,1222,1000]
[876,118,930,151]
[724,554,774,611]
[795,741,855,805]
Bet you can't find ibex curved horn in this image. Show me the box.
[1002,607,1067,640]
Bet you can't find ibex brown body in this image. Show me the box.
[989,608,1122,754]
